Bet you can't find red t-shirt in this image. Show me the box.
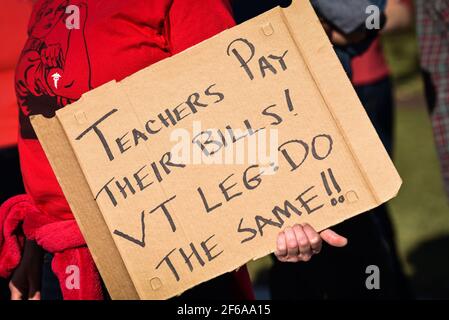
[351,0,414,85]
[15,0,254,298]
[17,0,235,220]
[351,37,390,86]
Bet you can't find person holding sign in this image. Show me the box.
[0,0,348,300]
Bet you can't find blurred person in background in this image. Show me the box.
[0,0,33,300]
[352,0,413,157]
[416,0,449,203]
[350,0,414,298]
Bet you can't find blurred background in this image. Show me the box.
[247,24,449,300]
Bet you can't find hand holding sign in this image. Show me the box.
[275,224,347,263]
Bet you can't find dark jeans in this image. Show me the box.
[0,146,25,300]
[41,253,63,300]
[42,253,237,300]
[0,146,24,204]
[355,77,394,156]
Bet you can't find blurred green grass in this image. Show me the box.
[247,29,449,299]
[390,94,449,298]
[385,30,449,297]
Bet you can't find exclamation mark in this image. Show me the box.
[284,89,298,116]
[321,168,345,206]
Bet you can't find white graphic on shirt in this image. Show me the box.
[51,72,61,89]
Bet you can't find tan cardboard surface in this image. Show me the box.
[32,1,401,299]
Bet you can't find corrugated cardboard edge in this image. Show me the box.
[30,115,139,300]
[281,0,402,207]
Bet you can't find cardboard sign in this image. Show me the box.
[31,1,401,300]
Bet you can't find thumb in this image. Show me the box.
[320,229,348,247]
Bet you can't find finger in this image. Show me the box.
[9,283,23,300]
[28,290,41,300]
[275,231,287,258]
[320,229,348,247]
[292,224,311,260]
[286,256,300,263]
[302,223,322,254]
[277,256,288,262]
[284,227,299,258]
